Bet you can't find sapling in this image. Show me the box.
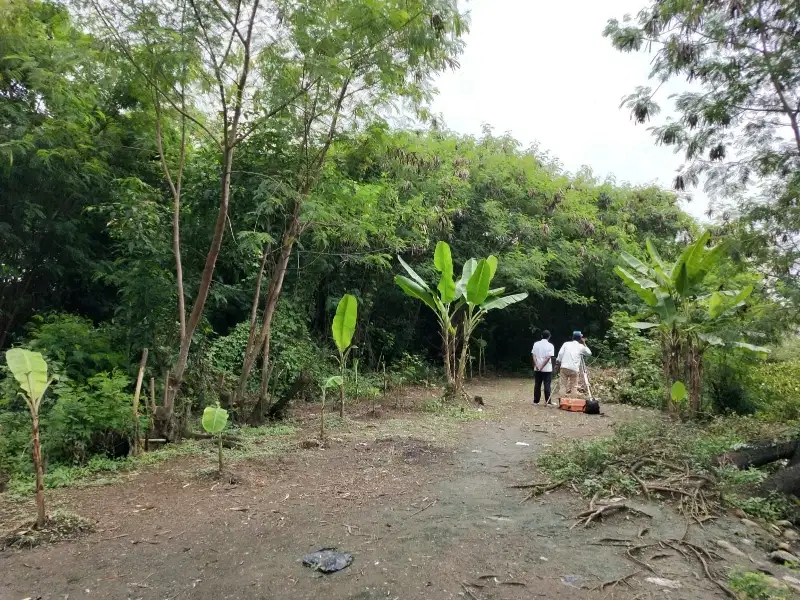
[320,376,342,439]
[5,348,54,527]
[353,357,360,406]
[331,294,358,418]
[201,403,229,476]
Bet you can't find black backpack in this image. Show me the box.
[584,399,600,415]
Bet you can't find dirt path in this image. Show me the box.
[0,379,770,599]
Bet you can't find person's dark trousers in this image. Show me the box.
[533,371,553,404]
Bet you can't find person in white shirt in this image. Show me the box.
[531,330,555,406]
[556,331,592,397]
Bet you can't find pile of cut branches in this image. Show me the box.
[527,421,774,523]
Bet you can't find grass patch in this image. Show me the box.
[3,424,298,499]
[728,569,794,600]
[423,399,485,422]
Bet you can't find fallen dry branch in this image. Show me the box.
[410,499,438,517]
[517,480,565,504]
[572,500,653,529]
[625,544,662,575]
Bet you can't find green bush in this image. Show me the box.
[0,410,33,477]
[389,352,437,386]
[45,371,134,464]
[210,300,331,403]
[747,358,800,421]
[25,314,126,383]
[728,569,794,600]
[604,312,663,407]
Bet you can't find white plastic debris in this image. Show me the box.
[515,442,530,446]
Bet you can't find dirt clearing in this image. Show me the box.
[0,379,792,599]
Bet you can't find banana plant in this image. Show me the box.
[395,242,528,391]
[5,348,53,527]
[395,241,459,384]
[202,403,229,476]
[614,230,768,414]
[331,294,357,418]
[455,256,528,384]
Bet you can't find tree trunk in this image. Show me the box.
[236,202,300,406]
[663,332,681,413]
[217,435,223,476]
[130,348,149,456]
[166,144,236,422]
[320,388,326,439]
[238,246,270,414]
[31,413,46,527]
[442,326,452,384]
[339,359,345,418]
[714,440,800,469]
[258,337,273,409]
[248,371,310,424]
[761,460,800,497]
[686,340,702,416]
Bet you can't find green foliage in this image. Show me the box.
[725,493,794,523]
[605,0,800,339]
[332,295,358,354]
[209,300,330,400]
[24,314,126,382]
[45,371,133,464]
[670,381,687,402]
[615,232,767,413]
[601,312,663,407]
[0,411,32,476]
[703,349,759,415]
[389,352,435,386]
[324,376,343,390]
[395,241,527,386]
[201,404,229,436]
[746,358,800,422]
[5,348,51,410]
[729,570,794,600]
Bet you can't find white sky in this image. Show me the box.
[430,0,710,221]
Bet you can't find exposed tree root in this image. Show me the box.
[591,570,642,592]
[610,536,734,598]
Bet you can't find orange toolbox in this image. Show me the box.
[558,398,586,412]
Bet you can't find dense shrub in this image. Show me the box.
[1,368,133,474]
[210,300,332,402]
[25,314,126,382]
[703,349,758,415]
[747,358,800,422]
[45,371,134,464]
[603,312,663,407]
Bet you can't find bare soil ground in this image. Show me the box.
[0,378,788,599]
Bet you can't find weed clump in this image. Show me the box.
[1,511,93,550]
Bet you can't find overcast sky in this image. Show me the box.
[430,0,710,220]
